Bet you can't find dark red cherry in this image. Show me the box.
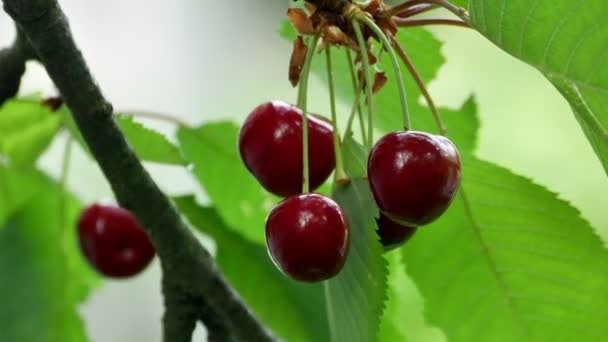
[265,193,349,282]
[77,204,155,278]
[239,101,335,197]
[376,213,416,251]
[368,131,461,226]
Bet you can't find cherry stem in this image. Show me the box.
[117,110,188,127]
[396,4,436,18]
[345,49,368,147]
[393,18,470,28]
[356,15,411,131]
[325,47,347,181]
[391,36,448,135]
[297,34,320,193]
[387,0,470,23]
[59,136,73,248]
[385,0,428,18]
[54,135,72,342]
[344,80,364,140]
[352,19,375,149]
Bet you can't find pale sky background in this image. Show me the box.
[1,1,607,341]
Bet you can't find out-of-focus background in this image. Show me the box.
[1,1,606,341]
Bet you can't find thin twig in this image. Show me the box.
[385,0,470,23]
[2,1,276,341]
[0,25,36,105]
[117,109,188,127]
[385,0,424,18]
[393,18,470,28]
[396,4,436,18]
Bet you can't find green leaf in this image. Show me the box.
[0,169,100,342]
[115,114,186,165]
[177,122,278,245]
[451,0,469,9]
[0,166,49,228]
[60,108,186,165]
[174,196,329,342]
[0,99,61,166]
[58,106,89,153]
[402,155,608,342]
[379,252,446,342]
[326,138,387,342]
[468,0,608,175]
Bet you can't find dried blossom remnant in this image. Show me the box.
[305,0,348,13]
[322,25,350,46]
[289,36,308,87]
[372,71,387,94]
[287,8,316,35]
[363,0,398,36]
[355,49,378,66]
[41,96,64,112]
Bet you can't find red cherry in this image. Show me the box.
[265,193,349,282]
[376,213,416,251]
[239,101,335,197]
[77,204,155,278]
[368,131,461,226]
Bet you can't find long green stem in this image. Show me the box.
[325,48,347,181]
[390,35,447,135]
[297,34,320,193]
[59,137,72,250]
[345,49,368,147]
[54,136,72,342]
[352,20,375,149]
[118,110,187,127]
[344,81,364,139]
[357,15,411,131]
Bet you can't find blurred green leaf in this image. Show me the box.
[378,253,410,342]
[379,252,446,342]
[0,169,100,342]
[451,0,469,8]
[403,155,608,341]
[177,122,278,245]
[327,138,387,342]
[115,114,186,165]
[469,0,608,175]
[58,106,88,153]
[0,99,61,166]
[60,108,186,165]
[0,166,49,228]
[174,196,328,342]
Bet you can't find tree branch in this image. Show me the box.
[2,0,276,341]
[0,25,36,105]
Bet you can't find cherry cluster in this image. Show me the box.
[239,0,467,282]
[239,101,349,282]
[239,102,460,282]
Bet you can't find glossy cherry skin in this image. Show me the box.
[77,204,155,278]
[239,101,335,197]
[376,213,416,251]
[368,131,461,226]
[265,193,349,282]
